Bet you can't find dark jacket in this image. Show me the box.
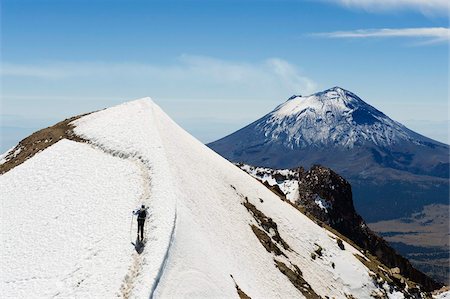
[137,209,147,221]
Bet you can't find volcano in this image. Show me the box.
[208,87,449,180]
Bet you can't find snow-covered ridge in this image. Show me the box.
[259,86,421,148]
[1,98,435,298]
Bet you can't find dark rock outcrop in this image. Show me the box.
[296,165,442,292]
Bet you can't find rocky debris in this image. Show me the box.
[391,267,401,275]
[230,275,251,299]
[313,243,323,257]
[337,238,345,250]
[243,198,290,251]
[239,194,321,297]
[274,259,320,299]
[238,162,441,292]
[297,165,356,224]
[250,225,284,256]
[432,286,450,298]
[263,181,286,199]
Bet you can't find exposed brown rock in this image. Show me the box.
[230,275,252,299]
[243,198,290,251]
[262,181,286,199]
[250,225,284,256]
[0,114,90,175]
[274,259,320,299]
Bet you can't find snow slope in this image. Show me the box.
[1,140,143,297]
[1,98,423,298]
[435,291,450,299]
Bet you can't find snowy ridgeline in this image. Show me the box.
[1,98,444,298]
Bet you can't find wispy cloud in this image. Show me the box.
[1,56,317,147]
[1,55,317,97]
[325,0,449,15]
[314,27,450,44]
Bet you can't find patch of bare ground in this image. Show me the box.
[0,114,90,175]
[235,189,321,298]
[242,198,290,251]
[274,259,320,299]
[230,275,251,299]
[250,224,284,256]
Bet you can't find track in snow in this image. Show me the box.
[72,141,156,298]
[71,130,178,298]
[119,157,153,298]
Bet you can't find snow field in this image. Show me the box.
[1,140,143,298]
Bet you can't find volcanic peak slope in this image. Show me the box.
[0,98,441,298]
[265,86,413,148]
[208,86,449,179]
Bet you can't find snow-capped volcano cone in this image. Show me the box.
[0,98,440,297]
[268,86,405,148]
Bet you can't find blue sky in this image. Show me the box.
[1,0,449,152]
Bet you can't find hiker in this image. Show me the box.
[133,205,148,241]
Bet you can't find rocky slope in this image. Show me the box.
[237,163,443,291]
[296,165,442,291]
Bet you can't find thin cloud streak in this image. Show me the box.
[325,0,449,15]
[1,55,318,97]
[314,27,450,44]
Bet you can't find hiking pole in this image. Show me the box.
[130,213,135,244]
